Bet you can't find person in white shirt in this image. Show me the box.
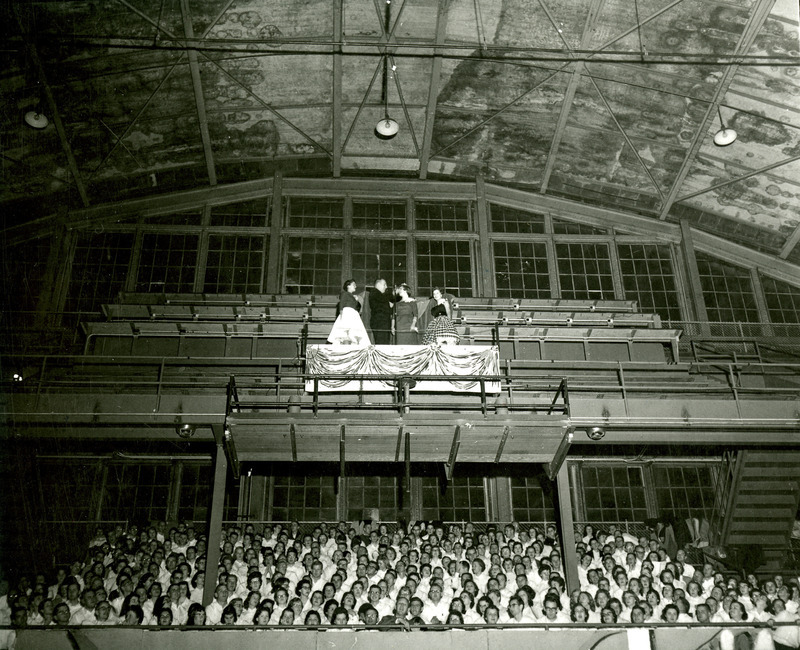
[205,585,228,625]
[501,596,537,624]
[69,589,97,625]
[421,584,449,623]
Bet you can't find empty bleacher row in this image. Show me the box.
[86,293,679,365]
[3,294,787,417]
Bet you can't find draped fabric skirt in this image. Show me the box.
[327,307,370,346]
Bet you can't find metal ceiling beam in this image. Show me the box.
[585,74,664,200]
[541,0,677,194]
[180,0,217,186]
[418,0,448,179]
[202,55,331,156]
[676,153,800,202]
[430,0,683,162]
[332,0,343,177]
[87,61,185,180]
[431,64,571,158]
[658,0,778,220]
[540,63,584,194]
[388,54,420,157]
[15,10,90,207]
[780,224,800,260]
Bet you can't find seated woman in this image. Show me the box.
[422,300,460,345]
[327,280,370,346]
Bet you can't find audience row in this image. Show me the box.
[0,520,798,649]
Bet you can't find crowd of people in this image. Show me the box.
[0,519,798,648]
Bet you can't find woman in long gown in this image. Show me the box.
[422,299,460,345]
[327,280,370,345]
[393,284,419,345]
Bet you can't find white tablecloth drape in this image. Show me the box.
[305,345,500,393]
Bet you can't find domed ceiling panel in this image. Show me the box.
[0,0,799,263]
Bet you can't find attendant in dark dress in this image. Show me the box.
[393,284,419,345]
[362,279,394,345]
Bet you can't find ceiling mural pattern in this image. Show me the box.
[0,0,798,259]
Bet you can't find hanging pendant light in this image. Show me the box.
[374,0,398,140]
[713,106,737,147]
[375,114,399,140]
[24,110,49,129]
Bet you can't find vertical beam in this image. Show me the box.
[248,474,268,521]
[494,477,513,522]
[332,0,343,177]
[179,0,217,186]
[418,0,448,179]
[167,461,183,523]
[404,430,411,493]
[37,222,74,328]
[265,172,283,294]
[474,176,494,296]
[607,237,625,301]
[555,462,579,593]
[750,268,771,326]
[203,441,228,606]
[445,425,461,481]
[93,462,109,523]
[339,424,346,479]
[679,220,709,323]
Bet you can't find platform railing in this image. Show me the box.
[5,355,800,417]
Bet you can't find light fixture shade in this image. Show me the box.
[586,426,606,440]
[176,423,196,439]
[375,117,399,140]
[713,127,737,147]
[24,111,49,129]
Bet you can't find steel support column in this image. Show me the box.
[556,461,579,593]
[202,441,228,606]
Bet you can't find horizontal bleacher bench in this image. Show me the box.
[452,299,640,313]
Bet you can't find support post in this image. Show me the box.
[679,220,709,326]
[203,441,228,606]
[555,461,579,593]
[445,425,461,481]
[339,424,346,480]
[405,430,411,493]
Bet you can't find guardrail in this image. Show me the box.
[5,356,799,419]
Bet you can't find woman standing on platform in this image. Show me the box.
[327,280,370,346]
[393,284,419,345]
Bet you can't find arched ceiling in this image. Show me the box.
[1,0,799,261]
